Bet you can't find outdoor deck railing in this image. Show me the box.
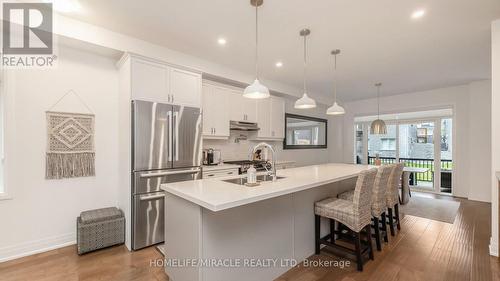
[367,156,453,182]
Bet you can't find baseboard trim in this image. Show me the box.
[489,237,499,257]
[0,233,76,263]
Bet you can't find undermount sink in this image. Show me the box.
[222,175,285,186]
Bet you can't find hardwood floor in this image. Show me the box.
[0,193,498,281]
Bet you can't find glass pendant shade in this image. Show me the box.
[326,102,345,115]
[370,82,386,134]
[243,79,270,99]
[294,93,316,109]
[370,119,387,134]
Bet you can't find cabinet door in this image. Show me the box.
[242,98,257,123]
[211,86,230,137]
[131,59,168,102]
[270,96,285,138]
[228,90,244,122]
[256,98,272,138]
[170,67,201,107]
[202,84,215,136]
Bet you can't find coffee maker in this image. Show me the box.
[203,148,222,165]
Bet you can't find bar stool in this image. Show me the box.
[314,168,378,271]
[338,165,393,251]
[386,163,404,236]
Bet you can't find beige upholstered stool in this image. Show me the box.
[314,168,378,271]
[338,165,393,251]
[386,163,404,236]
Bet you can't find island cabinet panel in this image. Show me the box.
[164,178,355,281]
[202,83,230,138]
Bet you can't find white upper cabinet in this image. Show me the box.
[131,59,169,103]
[129,56,201,107]
[254,96,285,140]
[228,90,257,123]
[270,96,285,139]
[202,83,230,138]
[256,98,272,138]
[170,68,201,107]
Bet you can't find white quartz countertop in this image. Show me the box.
[202,164,240,172]
[161,163,373,212]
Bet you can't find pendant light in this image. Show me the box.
[294,28,316,109]
[326,49,345,115]
[243,0,270,99]
[370,83,387,134]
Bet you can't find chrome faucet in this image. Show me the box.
[250,142,277,181]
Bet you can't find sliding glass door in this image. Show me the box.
[398,121,435,192]
[355,116,453,195]
[368,124,397,165]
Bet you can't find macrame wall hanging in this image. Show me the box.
[46,90,95,179]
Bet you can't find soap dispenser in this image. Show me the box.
[247,165,257,184]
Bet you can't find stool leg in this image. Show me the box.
[395,204,401,230]
[381,212,389,243]
[315,215,320,255]
[330,219,336,243]
[388,208,395,236]
[373,217,381,251]
[354,231,363,271]
[365,224,374,260]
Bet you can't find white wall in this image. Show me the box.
[203,97,340,167]
[341,81,491,202]
[490,19,500,257]
[468,81,492,202]
[0,46,120,261]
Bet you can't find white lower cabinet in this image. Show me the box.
[202,168,239,179]
[202,83,230,138]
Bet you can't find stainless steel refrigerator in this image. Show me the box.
[132,100,202,250]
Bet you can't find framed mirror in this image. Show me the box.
[284,113,328,149]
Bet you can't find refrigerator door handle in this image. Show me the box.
[139,168,201,178]
[139,193,165,201]
[173,111,179,161]
[167,111,173,162]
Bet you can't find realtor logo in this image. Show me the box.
[2,2,53,55]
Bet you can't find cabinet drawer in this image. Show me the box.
[203,169,239,179]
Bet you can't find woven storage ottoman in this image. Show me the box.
[77,207,125,254]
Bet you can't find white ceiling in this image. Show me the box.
[70,0,500,102]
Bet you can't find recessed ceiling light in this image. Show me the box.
[275,61,283,68]
[411,9,425,19]
[217,38,227,46]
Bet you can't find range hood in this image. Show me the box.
[230,121,260,131]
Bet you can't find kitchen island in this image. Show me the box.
[161,163,373,281]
